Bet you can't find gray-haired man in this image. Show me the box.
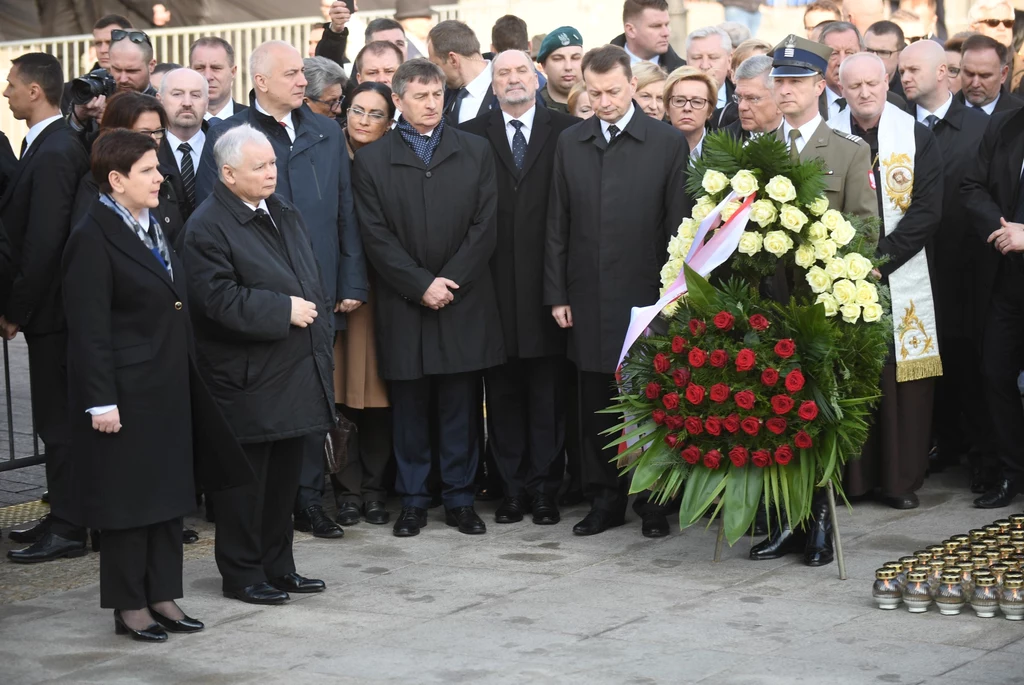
[724,54,783,140]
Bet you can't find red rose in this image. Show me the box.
[713,311,734,331]
[766,417,788,435]
[798,400,819,421]
[785,369,805,393]
[662,392,680,410]
[688,348,707,368]
[681,445,701,465]
[740,417,761,435]
[723,413,740,433]
[734,390,756,410]
[794,430,813,449]
[705,416,722,436]
[729,445,749,468]
[749,314,770,331]
[664,434,679,448]
[689,319,707,336]
[752,449,772,467]
[710,350,729,368]
[671,336,687,354]
[703,449,723,469]
[685,383,706,405]
[645,382,662,399]
[761,368,779,387]
[684,416,704,435]
[672,368,691,388]
[771,394,795,415]
[664,414,685,430]
[775,444,794,465]
[774,339,796,358]
[735,349,756,372]
[651,409,666,425]
[709,383,730,403]
[653,353,671,374]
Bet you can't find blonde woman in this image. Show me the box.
[633,61,669,120]
[567,81,593,119]
[664,66,718,159]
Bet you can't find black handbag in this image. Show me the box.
[323,410,356,474]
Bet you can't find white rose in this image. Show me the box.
[731,169,760,197]
[806,221,828,242]
[805,266,832,294]
[794,244,816,268]
[831,278,857,306]
[667,234,686,258]
[779,204,809,232]
[721,201,741,222]
[830,219,857,247]
[807,196,830,216]
[824,257,847,280]
[841,303,862,324]
[691,196,714,222]
[815,292,839,317]
[854,279,879,305]
[862,303,884,323]
[813,238,838,261]
[662,299,680,317]
[765,175,797,203]
[749,199,779,228]
[678,217,699,239]
[844,253,874,281]
[763,230,794,257]
[820,209,845,232]
[737,231,763,255]
[702,169,729,195]
[660,257,684,287]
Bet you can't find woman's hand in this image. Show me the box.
[92,408,122,433]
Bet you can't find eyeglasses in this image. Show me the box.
[947,66,961,77]
[731,94,765,105]
[311,97,344,112]
[111,29,152,46]
[348,105,389,122]
[137,128,165,140]
[906,35,926,44]
[668,96,709,110]
[976,18,1015,29]
[866,48,899,59]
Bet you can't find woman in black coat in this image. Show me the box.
[62,130,203,642]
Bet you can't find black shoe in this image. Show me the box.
[223,582,289,605]
[294,505,344,539]
[558,489,586,507]
[879,493,919,510]
[40,490,49,504]
[114,610,167,642]
[8,515,50,544]
[446,506,486,534]
[572,509,626,536]
[182,528,199,544]
[150,607,204,633]
[270,572,326,594]
[531,494,560,525]
[640,512,670,538]
[804,496,834,567]
[749,522,806,560]
[336,502,362,527]
[7,532,87,564]
[971,461,997,494]
[975,478,1020,509]
[495,497,526,524]
[393,506,428,537]
[364,501,389,525]
[752,504,769,537]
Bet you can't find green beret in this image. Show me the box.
[537,26,583,63]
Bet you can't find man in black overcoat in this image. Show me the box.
[544,45,691,537]
[460,50,578,526]
[0,54,91,563]
[352,59,505,538]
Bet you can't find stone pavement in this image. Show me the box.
[1,468,1023,685]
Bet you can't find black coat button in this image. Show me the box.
[425,171,432,178]
[174,301,183,310]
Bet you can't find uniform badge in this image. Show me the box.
[868,170,876,191]
[784,34,796,58]
[558,33,570,46]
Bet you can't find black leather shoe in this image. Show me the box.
[749,523,806,560]
[572,509,625,536]
[182,528,199,544]
[393,506,428,537]
[364,501,389,525]
[150,607,204,633]
[294,505,345,539]
[7,532,87,564]
[8,515,50,544]
[446,506,487,534]
[804,497,834,567]
[640,512,670,538]
[531,494,560,525]
[879,493,919,510]
[40,490,49,504]
[558,489,586,507]
[335,502,361,527]
[223,582,289,605]
[114,610,167,642]
[270,572,326,594]
[495,497,526,524]
[975,478,1020,509]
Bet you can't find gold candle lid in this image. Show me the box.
[957,551,972,563]
[907,570,928,583]
[885,561,904,572]
[899,555,917,567]
[969,529,987,541]
[915,550,933,564]
[940,570,962,583]
[975,574,997,587]
[943,540,960,553]
[1008,514,1024,527]
[1001,545,1016,558]
[972,556,990,568]
[1005,570,1024,581]
[1006,578,1024,589]
[943,555,960,567]
[990,563,1009,574]
[953,534,971,544]
[875,568,896,580]
[971,543,989,555]
[995,519,1012,531]
[997,534,1012,546]
[985,525,1001,535]
[1012,530,1024,541]
[929,559,946,569]
[1013,540,1024,551]
[987,550,1002,562]
[983,538,999,549]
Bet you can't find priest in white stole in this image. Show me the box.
[831,53,945,509]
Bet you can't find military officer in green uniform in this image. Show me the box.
[536,26,584,115]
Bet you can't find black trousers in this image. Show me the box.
[294,432,329,512]
[391,372,479,509]
[578,370,630,514]
[485,356,565,498]
[100,517,183,609]
[983,260,1024,481]
[211,436,304,591]
[934,334,995,461]
[24,331,81,538]
[333,406,392,506]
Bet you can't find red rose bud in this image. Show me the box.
[672,367,691,387]
[671,336,687,354]
[662,392,680,410]
[735,349,756,372]
[681,445,701,464]
[651,409,666,425]
[645,382,661,399]
[752,449,772,467]
[723,413,740,433]
[703,449,723,469]
[774,339,796,358]
[684,416,704,435]
[729,445,749,467]
[665,414,685,430]
[775,444,794,465]
[688,348,707,368]
[664,434,679,448]
[740,416,761,435]
[766,417,788,435]
[748,314,770,331]
[798,400,819,421]
[771,394,795,415]
[785,369,805,393]
[685,383,706,405]
[734,389,756,410]
[713,311,734,331]
[653,352,671,374]
[710,349,729,368]
[794,430,813,449]
[705,416,722,436]
[761,368,779,387]
[689,319,707,336]
[709,383,730,403]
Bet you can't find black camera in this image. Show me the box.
[70,68,116,105]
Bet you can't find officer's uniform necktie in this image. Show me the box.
[788,129,802,163]
[178,142,196,212]
[509,120,527,170]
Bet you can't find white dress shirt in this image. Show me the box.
[164,129,205,172]
[716,82,728,111]
[255,99,295,142]
[22,114,63,155]
[243,198,278,230]
[967,92,1000,115]
[600,103,636,143]
[825,87,846,121]
[502,105,536,149]
[458,61,493,124]
[783,114,823,156]
[915,92,953,124]
[690,132,706,160]
[205,98,236,121]
[623,42,661,68]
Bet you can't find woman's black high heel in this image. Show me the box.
[113,609,168,642]
[149,606,204,633]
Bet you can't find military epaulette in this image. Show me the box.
[832,130,864,144]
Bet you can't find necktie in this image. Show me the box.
[788,129,802,163]
[924,114,939,130]
[608,124,620,143]
[207,115,222,127]
[19,138,27,158]
[509,120,527,170]
[446,87,469,121]
[177,142,196,212]
[835,97,847,112]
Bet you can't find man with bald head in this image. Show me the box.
[158,68,208,221]
[817,21,911,121]
[196,40,367,539]
[833,52,943,510]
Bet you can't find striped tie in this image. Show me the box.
[178,142,196,213]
